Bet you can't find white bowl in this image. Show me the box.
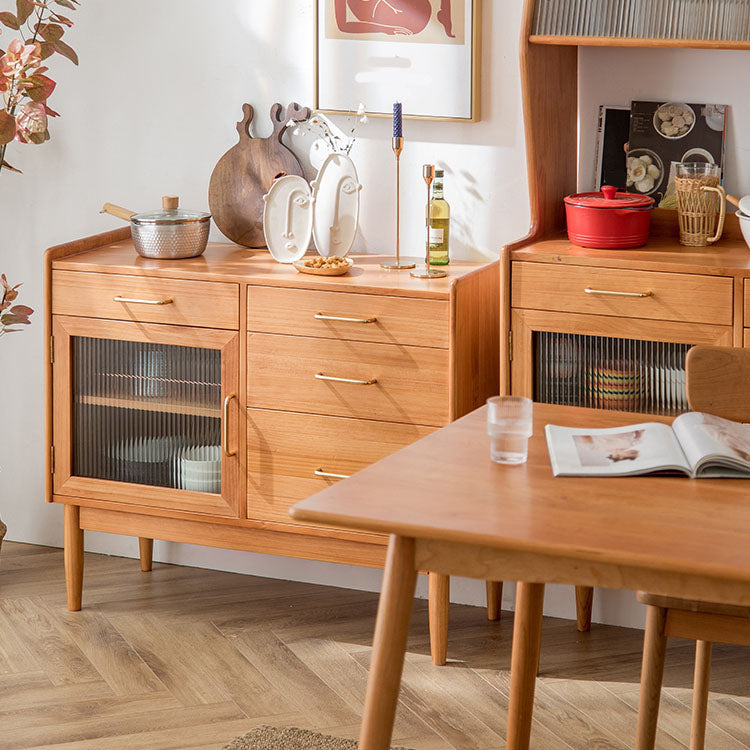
[738,212,750,249]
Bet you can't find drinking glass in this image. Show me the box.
[674,162,726,246]
[486,396,533,465]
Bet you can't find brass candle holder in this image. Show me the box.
[380,136,416,270]
[411,164,447,279]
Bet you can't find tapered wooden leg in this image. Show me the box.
[486,580,503,621]
[359,535,417,750]
[575,585,593,632]
[429,572,449,665]
[690,640,712,750]
[138,537,154,572]
[507,582,545,750]
[64,505,84,611]
[636,605,668,750]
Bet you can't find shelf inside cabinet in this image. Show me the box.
[76,395,221,418]
[529,34,750,50]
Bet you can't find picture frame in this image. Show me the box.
[314,0,481,123]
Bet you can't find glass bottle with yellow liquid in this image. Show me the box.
[427,170,450,266]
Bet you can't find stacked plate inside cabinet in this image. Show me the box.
[180,445,221,494]
[262,175,314,263]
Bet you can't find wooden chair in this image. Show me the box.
[635,345,750,750]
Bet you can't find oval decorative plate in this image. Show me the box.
[293,257,353,276]
[262,175,313,263]
[311,153,362,258]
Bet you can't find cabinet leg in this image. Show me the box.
[507,582,545,750]
[428,572,450,666]
[359,535,417,750]
[486,580,503,621]
[64,505,84,611]
[138,537,154,572]
[575,585,594,632]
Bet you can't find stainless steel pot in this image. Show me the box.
[101,196,211,259]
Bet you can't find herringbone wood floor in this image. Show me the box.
[1,542,750,750]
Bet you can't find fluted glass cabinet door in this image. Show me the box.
[52,316,240,517]
[510,308,734,415]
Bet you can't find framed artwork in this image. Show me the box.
[314,0,481,122]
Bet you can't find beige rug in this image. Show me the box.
[224,725,412,750]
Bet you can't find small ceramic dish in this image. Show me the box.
[293,257,353,276]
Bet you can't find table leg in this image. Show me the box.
[507,582,545,750]
[486,580,503,621]
[635,606,668,750]
[64,504,84,611]
[575,585,594,632]
[429,572,449,665]
[359,534,417,750]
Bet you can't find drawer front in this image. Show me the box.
[248,286,450,348]
[52,271,239,329]
[744,281,750,327]
[247,333,450,426]
[247,409,434,525]
[513,263,732,325]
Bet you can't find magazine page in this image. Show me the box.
[545,422,690,477]
[672,412,750,475]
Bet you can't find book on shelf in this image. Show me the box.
[546,412,750,478]
[594,105,631,191]
[627,100,727,208]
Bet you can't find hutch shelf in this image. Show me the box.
[45,227,499,666]
[501,0,750,631]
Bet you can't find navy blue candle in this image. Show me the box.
[393,102,402,138]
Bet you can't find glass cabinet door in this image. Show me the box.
[53,317,240,517]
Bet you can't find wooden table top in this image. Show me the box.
[291,403,750,586]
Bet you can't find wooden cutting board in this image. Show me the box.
[209,102,311,248]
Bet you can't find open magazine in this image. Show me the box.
[546,412,750,478]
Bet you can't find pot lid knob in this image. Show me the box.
[162,195,179,210]
[601,185,618,200]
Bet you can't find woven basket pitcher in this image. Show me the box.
[674,164,727,247]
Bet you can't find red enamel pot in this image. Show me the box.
[564,185,655,249]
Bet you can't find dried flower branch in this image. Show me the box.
[0,0,82,175]
[0,274,33,338]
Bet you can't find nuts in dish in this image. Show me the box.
[301,256,349,269]
[654,102,695,139]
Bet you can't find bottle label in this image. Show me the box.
[429,227,444,244]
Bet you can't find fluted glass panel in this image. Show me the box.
[533,332,690,415]
[532,0,750,41]
[72,337,222,493]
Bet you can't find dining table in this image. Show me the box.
[290,403,750,750]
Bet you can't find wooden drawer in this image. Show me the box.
[512,262,732,325]
[52,271,239,329]
[744,281,750,327]
[247,333,449,426]
[247,286,450,348]
[247,409,434,525]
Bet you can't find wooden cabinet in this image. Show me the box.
[45,231,499,613]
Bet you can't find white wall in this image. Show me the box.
[4,2,744,631]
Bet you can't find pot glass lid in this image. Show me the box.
[131,195,211,225]
[565,185,654,209]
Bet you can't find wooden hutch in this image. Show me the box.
[501,0,750,631]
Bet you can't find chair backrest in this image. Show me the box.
[686,346,750,422]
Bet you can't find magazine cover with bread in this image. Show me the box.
[546,412,750,478]
[627,100,727,208]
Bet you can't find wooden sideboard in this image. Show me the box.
[44,228,499,662]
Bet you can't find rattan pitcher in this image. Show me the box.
[675,162,727,247]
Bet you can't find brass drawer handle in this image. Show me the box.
[314,469,351,480]
[315,373,377,386]
[315,312,377,324]
[222,393,236,457]
[584,288,652,298]
[113,296,174,305]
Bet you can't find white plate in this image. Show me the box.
[262,175,314,264]
[311,153,361,258]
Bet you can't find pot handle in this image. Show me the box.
[702,185,726,244]
[601,185,618,200]
[101,203,136,222]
